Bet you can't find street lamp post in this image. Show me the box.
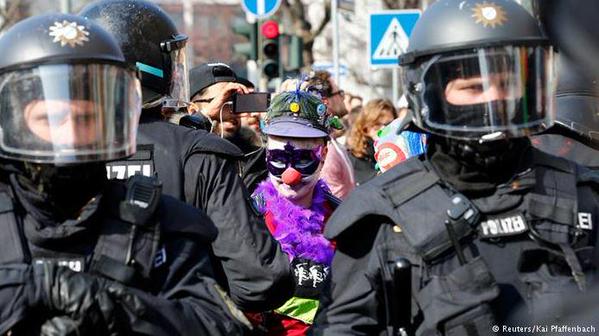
[332,0,340,86]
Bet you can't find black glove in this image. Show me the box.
[0,264,39,334]
[33,263,133,335]
[40,316,84,336]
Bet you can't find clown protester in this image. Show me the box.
[251,89,342,335]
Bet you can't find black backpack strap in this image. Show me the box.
[526,151,591,292]
[0,184,27,264]
[382,161,480,262]
[528,150,579,229]
[90,175,162,285]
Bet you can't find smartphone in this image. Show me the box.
[232,92,270,113]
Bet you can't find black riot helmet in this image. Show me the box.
[400,0,556,142]
[0,13,141,165]
[552,54,599,149]
[80,0,190,109]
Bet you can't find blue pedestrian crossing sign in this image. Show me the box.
[241,0,282,19]
[369,10,421,68]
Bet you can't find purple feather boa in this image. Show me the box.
[253,179,334,265]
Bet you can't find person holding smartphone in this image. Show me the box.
[189,63,269,192]
[189,63,249,138]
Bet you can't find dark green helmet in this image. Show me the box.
[400,0,556,141]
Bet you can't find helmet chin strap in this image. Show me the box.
[439,135,518,169]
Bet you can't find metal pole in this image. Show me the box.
[392,67,399,105]
[422,0,429,10]
[60,0,71,13]
[332,0,340,86]
[256,18,268,92]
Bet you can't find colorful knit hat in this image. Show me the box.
[263,84,343,138]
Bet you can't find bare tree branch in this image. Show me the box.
[305,1,330,44]
[0,0,24,32]
[280,0,332,67]
[383,0,421,9]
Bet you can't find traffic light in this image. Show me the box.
[261,20,280,79]
[232,18,258,61]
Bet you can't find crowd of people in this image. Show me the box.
[0,0,597,335]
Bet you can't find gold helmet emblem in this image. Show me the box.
[49,20,90,47]
[472,2,508,28]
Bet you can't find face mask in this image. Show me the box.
[444,99,523,128]
[266,142,323,178]
[15,162,107,220]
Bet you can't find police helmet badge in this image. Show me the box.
[49,20,90,47]
[472,2,508,28]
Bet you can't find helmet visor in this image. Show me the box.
[0,63,141,164]
[162,40,190,110]
[411,46,555,140]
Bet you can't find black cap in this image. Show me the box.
[236,77,255,89]
[189,63,237,99]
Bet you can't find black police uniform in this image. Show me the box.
[82,0,294,312]
[228,130,267,194]
[0,13,246,335]
[0,175,246,335]
[312,1,599,334]
[311,140,599,335]
[109,113,294,311]
[240,146,268,194]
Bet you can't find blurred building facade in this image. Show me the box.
[0,0,539,102]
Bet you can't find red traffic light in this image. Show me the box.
[261,20,279,39]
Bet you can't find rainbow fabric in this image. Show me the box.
[373,118,428,173]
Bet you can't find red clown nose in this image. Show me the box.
[281,167,302,186]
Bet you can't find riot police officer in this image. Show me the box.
[532,54,599,169]
[80,0,294,312]
[0,13,245,335]
[311,0,599,335]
